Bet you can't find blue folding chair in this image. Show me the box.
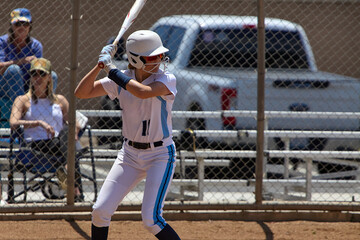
[7,125,97,203]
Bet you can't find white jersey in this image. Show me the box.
[100,69,176,143]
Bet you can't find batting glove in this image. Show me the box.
[98,53,116,73]
[101,44,117,57]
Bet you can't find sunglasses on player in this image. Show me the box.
[143,54,164,62]
[14,21,30,27]
[30,70,48,77]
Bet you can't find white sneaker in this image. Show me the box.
[0,199,7,206]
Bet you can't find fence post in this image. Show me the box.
[255,0,265,205]
[284,137,290,196]
[180,152,186,198]
[197,157,205,201]
[263,119,268,179]
[67,0,81,206]
[305,158,313,201]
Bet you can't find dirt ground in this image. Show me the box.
[0,220,360,240]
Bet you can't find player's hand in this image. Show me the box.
[101,44,117,57]
[98,53,116,73]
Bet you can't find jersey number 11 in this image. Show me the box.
[142,119,150,136]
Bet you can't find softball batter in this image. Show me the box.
[75,30,181,240]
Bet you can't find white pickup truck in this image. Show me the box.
[111,15,360,153]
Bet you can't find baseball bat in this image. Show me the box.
[98,0,147,68]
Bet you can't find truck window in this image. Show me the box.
[153,25,185,61]
[189,28,309,69]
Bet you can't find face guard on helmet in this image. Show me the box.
[126,30,169,72]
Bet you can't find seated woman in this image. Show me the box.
[9,57,83,201]
[0,8,58,100]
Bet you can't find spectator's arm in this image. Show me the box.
[0,60,16,74]
[58,94,81,140]
[57,94,69,123]
[33,40,43,58]
[0,57,37,74]
[9,95,27,129]
[0,40,8,74]
[0,39,39,74]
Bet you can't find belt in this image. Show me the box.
[125,138,163,150]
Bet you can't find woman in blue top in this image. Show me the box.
[0,8,57,100]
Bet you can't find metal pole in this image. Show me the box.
[197,157,204,201]
[255,0,265,205]
[305,158,312,201]
[67,0,81,206]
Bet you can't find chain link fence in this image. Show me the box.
[0,0,360,213]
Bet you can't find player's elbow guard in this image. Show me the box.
[108,69,132,90]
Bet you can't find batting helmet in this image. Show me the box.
[126,30,169,69]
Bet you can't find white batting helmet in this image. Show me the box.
[126,30,169,69]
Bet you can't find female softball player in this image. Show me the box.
[75,30,181,240]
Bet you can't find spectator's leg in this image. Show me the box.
[51,71,58,92]
[3,65,24,100]
[0,75,5,97]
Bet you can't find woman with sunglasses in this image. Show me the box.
[0,8,57,100]
[75,30,181,240]
[10,58,84,202]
